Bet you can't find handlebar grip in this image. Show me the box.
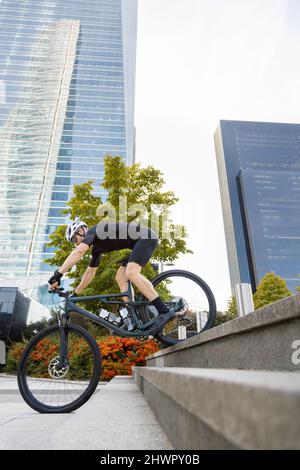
[48,287,65,294]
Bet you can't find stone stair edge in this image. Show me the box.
[134,366,300,393]
[148,293,300,359]
[134,366,300,450]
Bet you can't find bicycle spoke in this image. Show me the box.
[151,270,216,345]
[20,326,99,410]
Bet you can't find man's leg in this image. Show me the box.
[115,266,130,301]
[125,262,169,315]
[124,234,172,316]
[125,262,157,300]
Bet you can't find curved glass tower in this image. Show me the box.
[0,0,137,281]
[214,120,300,293]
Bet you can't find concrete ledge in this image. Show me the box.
[135,366,300,450]
[148,293,300,370]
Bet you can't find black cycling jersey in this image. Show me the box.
[82,222,158,268]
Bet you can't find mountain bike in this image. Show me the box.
[18,268,216,413]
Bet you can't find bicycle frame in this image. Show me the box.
[62,281,153,338]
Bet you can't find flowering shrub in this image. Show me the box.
[97,336,160,380]
[6,335,160,381]
[6,341,25,372]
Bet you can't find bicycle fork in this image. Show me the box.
[58,324,69,370]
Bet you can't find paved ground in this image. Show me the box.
[0,373,172,450]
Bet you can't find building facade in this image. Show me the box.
[0,287,30,341]
[214,120,300,293]
[0,0,137,280]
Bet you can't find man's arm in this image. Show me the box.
[75,266,98,294]
[48,243,91,290]
[58,243,90,274]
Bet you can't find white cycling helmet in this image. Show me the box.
[65,219,87,243]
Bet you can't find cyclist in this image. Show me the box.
[48,219,175,326]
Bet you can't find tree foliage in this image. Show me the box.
[214,296,238,326]
[253,272,292,309]
[45,156,192,313]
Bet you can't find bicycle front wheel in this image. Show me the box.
[18,324,101,413]
[147,269,217,346]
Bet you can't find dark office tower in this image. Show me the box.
[0,0,137,280]
[214,120,300,293]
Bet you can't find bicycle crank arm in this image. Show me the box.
[138,318,157,331]
[136,310,176,336]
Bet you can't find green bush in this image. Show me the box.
[6,335,160,381]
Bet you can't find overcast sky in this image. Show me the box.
[134,0,300,311]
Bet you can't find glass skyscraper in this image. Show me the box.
[0,0,137,281]
[214,120,300,293]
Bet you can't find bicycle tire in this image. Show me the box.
[18,324,101,413]
[147,269,217,346]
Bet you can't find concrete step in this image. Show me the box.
[0,374,172,450]
[148,293,300,371]
[134,366,300,450]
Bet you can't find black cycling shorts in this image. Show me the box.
[119,228,158,267]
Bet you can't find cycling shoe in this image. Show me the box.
[141,309,175,335]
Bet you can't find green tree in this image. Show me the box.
[214,296,238,326]
[296,274,300,292]
[227,296,237,317]
[253,272,292,309]
[101,156,189,261]
[45,156,192,313]
[22,316,55,340]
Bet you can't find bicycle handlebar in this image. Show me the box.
[48,287,69,298]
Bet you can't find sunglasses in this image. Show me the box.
[71,229,85,244]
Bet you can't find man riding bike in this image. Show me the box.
[48,219,175,328]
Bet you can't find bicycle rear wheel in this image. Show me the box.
[18,324,101,413]
[145,269,216,346]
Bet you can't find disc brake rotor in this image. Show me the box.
[48,356,69,379]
